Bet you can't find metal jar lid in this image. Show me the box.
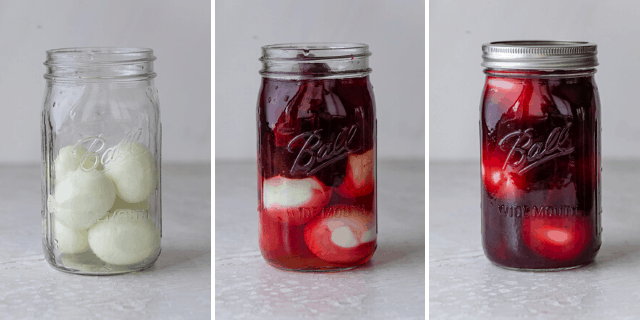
[481,41,598,70]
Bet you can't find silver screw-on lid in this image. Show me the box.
[482,41,598,70]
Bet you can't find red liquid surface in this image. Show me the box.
[481,72,601,269]
[257,76,377,271]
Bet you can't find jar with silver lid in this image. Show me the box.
[480,41,601,270]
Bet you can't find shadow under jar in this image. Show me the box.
[480,41,602,270]
[42,48,162,275]
[257,43,377,271]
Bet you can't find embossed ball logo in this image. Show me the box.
[73,129,146,171]
[498,122,574,174]
[287,125,360,176]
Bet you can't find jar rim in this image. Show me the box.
[261,42,368,50]
[259,43,372,79]
[260,42,371,61]
[45,47,156,66]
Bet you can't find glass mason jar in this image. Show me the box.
[480,41,601,270]
[257,43,377,271]
[41,48,162,275]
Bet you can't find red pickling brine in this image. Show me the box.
[480,41,602,270]
[257,43,377,271]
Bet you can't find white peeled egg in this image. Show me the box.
[104,142,156,203]
[54,219,89,254]
[88,209,160,265]
[110,195,148,212]
[54,144,102,183]
[53,169,116,230]
[262,175,331,225]
[263,176,326,208]
[330,226,359,248]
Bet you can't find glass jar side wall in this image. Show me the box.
[480,71,601,270]
[257,76,377,271]
[42,79,162,275]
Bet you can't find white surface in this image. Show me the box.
[215,0,425,160]
[430,0,640,160]
[0,0,211,163]
[215,160,425,319]
[0,164,211,320]
[430,160,640,319]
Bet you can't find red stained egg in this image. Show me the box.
[482,158,519,200]
[485,77,524,114]
[336,149,374,198]
[304,206,376,264]
[262,175,331,225]
[522,216,590,261]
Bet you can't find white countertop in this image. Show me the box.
[0,164,211,320]
[215,160,425,319]
[430,160,640,320]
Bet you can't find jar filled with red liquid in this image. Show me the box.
[257,43,377,271]
[480,41,601,270]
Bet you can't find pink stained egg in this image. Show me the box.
[262,175,332,225]
[304,206,376,264]
[336,149,374,198]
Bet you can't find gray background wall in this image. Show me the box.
[0,0,210,164]
[215,0,425,161]
[430,0,640,161]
